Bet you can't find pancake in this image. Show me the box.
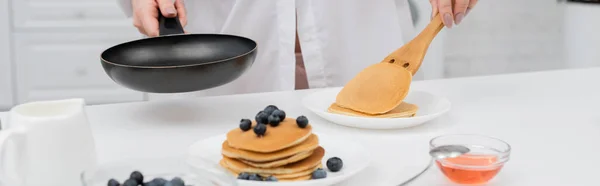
[227,118,313,153]
[221,162,320,181]
[328,102,418,118]
[222,134,320,162]
[239,150,314,168]
[220,146,325,175]
[335,62,412,114]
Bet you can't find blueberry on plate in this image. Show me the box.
[170,177,185,186]
[248,173,262,181]
[268,115,281,127]
[238,172,250,180]
[254,124,267,137]
[122,179,138,186]
[265,176,278,182]
[272,109,286,120]
[264,105,279,115]
[311,168,327,179]
[144,181,159,186]
[296,116,309,128]
[107,179,120,186]
[255,111,269,124]
[129,171,144,184]
[326,157,344,172]
[239,119,252,131]
[149,178,167,185]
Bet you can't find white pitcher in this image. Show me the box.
[0,98,97,186]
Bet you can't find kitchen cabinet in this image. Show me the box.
[0,0,144,110]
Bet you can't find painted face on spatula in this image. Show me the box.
[335,62,412,114]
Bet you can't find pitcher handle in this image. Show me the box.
[0,128,26,186]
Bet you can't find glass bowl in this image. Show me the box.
[81,157,236,186]
[429,134,511,184]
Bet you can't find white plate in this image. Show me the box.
[302,87,451,129]
[187,133,371,186]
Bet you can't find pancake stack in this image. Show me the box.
[220,106,325,182]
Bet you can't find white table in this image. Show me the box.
[3,68,600,185]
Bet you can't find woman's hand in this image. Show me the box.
[132,0,187,37]
[430,0,478,28]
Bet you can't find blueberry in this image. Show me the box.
[166,177,184,186]
[311,168,327,179]
[255,111,269,124]
[296,116,309,128]
[326,157,344,172]
[149,178,167,185]
[265,176,278,182]
[272,110,286,120]
[129,171,144,184]
[107,179,120,186]
[248,174,262,181]
[237,172,250,180]
[253,124,267,137]
[239,119,252,131]
[263,105,279,115]
[268,115,281,127]
[122,179,138,186]
[144,181,159,186]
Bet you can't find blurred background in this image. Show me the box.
[0,0,598,111]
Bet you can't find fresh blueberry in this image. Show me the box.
[263,105,279,115]
[166,177,185,186]
[311,168,327,179]
[144,181,159,186]
[237,172,250,180]
[296,116,309,128]
[255,111,269,124]
[253,124,267,137]
[107,179,120,186]
[326,157,344,172]
[122,179,138,186]
[272,110,286,120]
[248,174,262,181]
[149,178,167,185]
[268,114,281,127]
[129,171,144,184]
[239,119,252,131]
[265,176,278,182]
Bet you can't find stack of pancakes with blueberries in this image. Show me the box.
[220,105,341,182]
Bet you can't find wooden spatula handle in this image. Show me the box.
[383,14,444,75]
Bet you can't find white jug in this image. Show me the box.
[0,98,97,186]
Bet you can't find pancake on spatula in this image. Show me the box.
[220,147,325,175]
[328,102,418,118]
[334,14,444,115]
[335,63,412,114]
[221,134,319,162]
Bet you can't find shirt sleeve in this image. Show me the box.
[117,0,134,18]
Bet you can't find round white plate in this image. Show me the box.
[187,133,371,186]
[302,87,451,129]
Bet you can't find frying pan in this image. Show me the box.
[100,13,257,93]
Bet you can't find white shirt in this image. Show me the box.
[118,0,416,98]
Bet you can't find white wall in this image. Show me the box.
[443,0,566,78]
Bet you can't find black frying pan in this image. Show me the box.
[101,13,257,93]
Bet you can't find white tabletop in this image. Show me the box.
[3,67,600,185]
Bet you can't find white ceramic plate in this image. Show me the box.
[302,87,451,129]
[187,133,371,186]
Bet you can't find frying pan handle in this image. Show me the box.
[158,11,185,36]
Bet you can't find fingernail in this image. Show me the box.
[455,13,465,25]
[166,7,177,15]
[443,13,453,28]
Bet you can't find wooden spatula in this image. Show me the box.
[334,15,445,115]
